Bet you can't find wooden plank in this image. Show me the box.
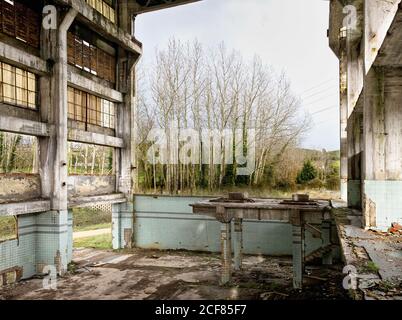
[27,8,40,48]
[67,32,75,65]
[2,0,15,37]
[15,2,28,43]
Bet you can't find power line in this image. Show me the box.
[301,85,336,100]
[302,93,338,106]
[298,77,337,96]
[311,105,338,115]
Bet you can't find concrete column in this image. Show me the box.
[321,220,333,265]
[112,202,134,250]
[339,46,348,202]
[347,110,363,209]
[362,67,402,230]
[35,211,69,275]
[291,210,304,290]
[35,7,77,275]
[233,218,243,271]
[220,222,232,285]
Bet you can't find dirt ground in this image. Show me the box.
[0,248,350,300]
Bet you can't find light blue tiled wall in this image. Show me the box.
[133,195,324,256]
[364,180,402,230]
[1,211,71,280]
[112,203,134,249]
[0,214,36,279]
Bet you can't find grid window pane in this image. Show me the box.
[0,62,38,109]
[67,86,116,130]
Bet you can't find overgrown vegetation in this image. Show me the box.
[68,142,114,175]
[0,216,16,241]
[73,207,111,231]
[0,132,37,174]
[135,39,340,195]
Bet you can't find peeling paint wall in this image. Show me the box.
[67,175,116,198]
[0,174,41,204]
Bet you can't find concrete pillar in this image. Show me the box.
[321,220,333,265]
[291,210,304,290]
[35,211,69,275]
[347,110,363,209]
[112,202,134,250]
[34,7,77,275]
[233,218,243,271]
[220,222,232,285]
[339,46,348,202]
[362,67,402,230]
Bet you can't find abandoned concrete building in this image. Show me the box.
[329,0,402,231]
[0,0,200,282]
[0,0,401,300]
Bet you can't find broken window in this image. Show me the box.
[67,30,116,84]
[0,216,17,242]
[68,142,114,175]
[85,0,116,23]
[0,62,38,109]
[68,87,116,130]
[0,0,41,48]
[0,131,38,174]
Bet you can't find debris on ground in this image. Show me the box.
[388,223,402,235]
[0,248,350,300]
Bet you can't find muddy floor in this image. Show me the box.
[0,248,351,300]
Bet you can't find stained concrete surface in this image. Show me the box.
[0,248,349,300]
[332,204,402,300]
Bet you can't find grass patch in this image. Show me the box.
[74,222,111,232]
[0,216,17,242]
[362,261,380,274]
[73,207,111,230]
[74,233,112,250]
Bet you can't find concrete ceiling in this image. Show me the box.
[132,0,201,14]
[375,6,402,67]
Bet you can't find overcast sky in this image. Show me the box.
[135,0,340,151]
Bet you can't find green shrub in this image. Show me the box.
[296,160,317,184]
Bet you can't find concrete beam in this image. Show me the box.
[0,42,48,75]
[364,0,401,74]
[67,66,124,102]
[68,193,127,208]
[53,0,142,55]
[68,128,124,148]
[0,200,51,217]
[0,115,52,137]
[131,0,201,14]
[375,6,402,67]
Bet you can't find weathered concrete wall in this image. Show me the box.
[0,174,41,204]
[133,195,327,256]
[67,175,116,198]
